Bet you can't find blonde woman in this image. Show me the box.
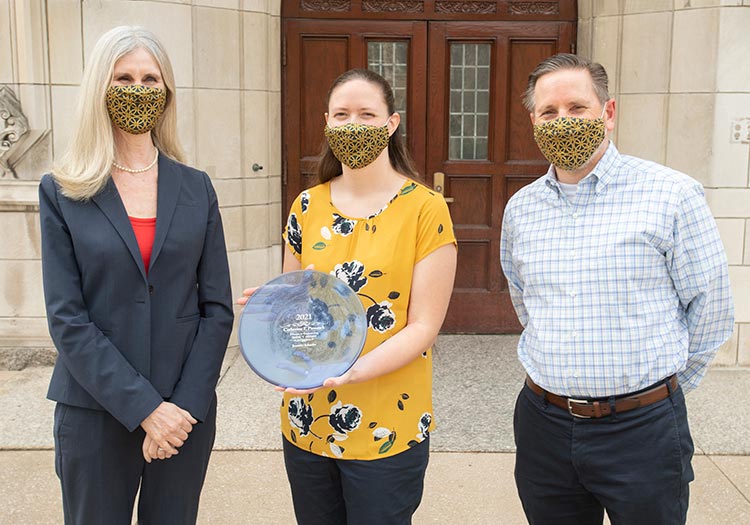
[39,26,233,524]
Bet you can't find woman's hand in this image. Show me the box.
[140,402,196,457]
[142,433,176,463]
[321,370,354,389]
[236,287,258,306]
[273,368,355,395]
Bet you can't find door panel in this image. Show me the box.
[427,21,572,332]
[300,38,348,155]
[367,41,410,140]
[285,28,349,194]
[507,41,558,161]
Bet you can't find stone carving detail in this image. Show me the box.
[509,1,559,15]
[362,0,424,12]
[300,0,351,11]
[0,86,30,180]
[435,1,497,14]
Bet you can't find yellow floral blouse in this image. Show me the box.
[281,178,456,460]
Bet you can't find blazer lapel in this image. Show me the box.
[93,178,148,281]
[149,155,182,273]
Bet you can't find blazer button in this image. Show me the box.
[148,285,154,294]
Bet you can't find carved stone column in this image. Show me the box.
[0,86,30,180]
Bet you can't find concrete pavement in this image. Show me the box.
[1,335,749,523]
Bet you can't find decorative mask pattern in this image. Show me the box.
[324,121,390,170]
[533,115,606,171]
[106,85,166,135]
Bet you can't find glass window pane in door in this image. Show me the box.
[448,43,491,160]
[368,42,409,139]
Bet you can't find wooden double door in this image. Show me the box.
[282,3,575,333]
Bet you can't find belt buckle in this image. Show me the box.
[567,398,591,418]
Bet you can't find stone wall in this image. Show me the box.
[0,0,283,367]
[578,0,750,365]
[2,0,748,368]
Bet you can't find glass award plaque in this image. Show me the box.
[238,269,367,389]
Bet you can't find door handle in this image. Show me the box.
[433,172,455,203]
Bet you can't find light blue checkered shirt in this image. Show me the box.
[500,142,734,397]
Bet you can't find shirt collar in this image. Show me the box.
[543,141,620,196]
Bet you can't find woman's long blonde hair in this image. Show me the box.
[53,26,185,200]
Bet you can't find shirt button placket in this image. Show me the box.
[570,208,580,361]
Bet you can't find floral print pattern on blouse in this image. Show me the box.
[281,178,456,460]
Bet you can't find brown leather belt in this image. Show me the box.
[525,375,678,418]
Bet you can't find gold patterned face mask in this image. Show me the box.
[106,85,166,135]
[324,119,391,170]
[533,110,606,171]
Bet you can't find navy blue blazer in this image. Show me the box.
[39,155,234,432]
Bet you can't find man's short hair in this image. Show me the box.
[523,53,610,112]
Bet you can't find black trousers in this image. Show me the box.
[514,381,694,525]
[282,436,430,525]
[53,396,217,525]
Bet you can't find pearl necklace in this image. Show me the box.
[113,148,159,173]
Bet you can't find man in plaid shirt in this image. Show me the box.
[500,53,734,525]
